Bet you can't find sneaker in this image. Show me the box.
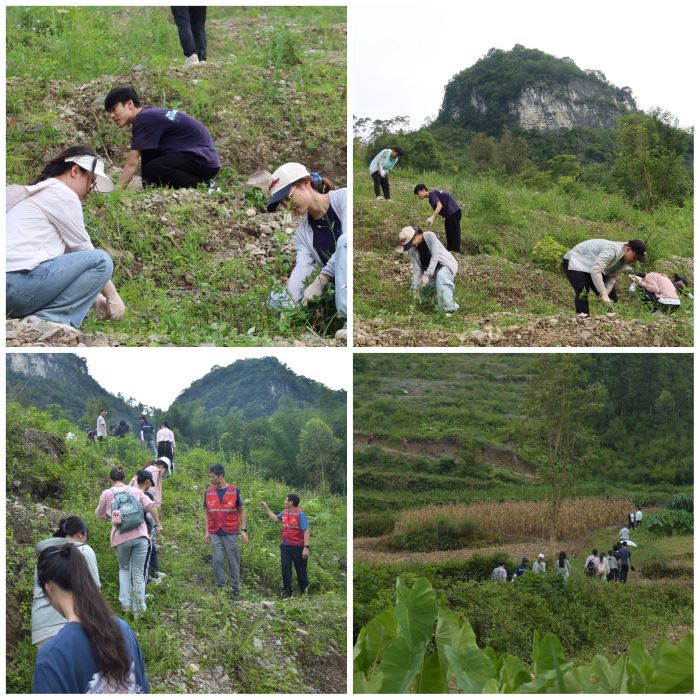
[445,312,454,318]
[185,54,200,68]
[231,590,240,602]
[376,196,382,201]
[335,323,347,340]
[207,179,221,194]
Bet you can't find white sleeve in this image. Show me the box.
[288,227,320,304]
[78,545,101,589]
[43,186,94,252]
[320,190,347,279]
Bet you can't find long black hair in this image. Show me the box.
[53,515,88,539]
[37,543,130,687]
[29,145,97,185]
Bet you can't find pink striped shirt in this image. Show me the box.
[95,485,157,547]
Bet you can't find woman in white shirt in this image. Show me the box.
[6,145,125,328]
[156,422,176,467]
[266,162,347,339]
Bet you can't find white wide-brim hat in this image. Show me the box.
[64,154,115,193]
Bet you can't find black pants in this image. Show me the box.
[562,258,618,315]
[371,171,390,199]
[618,565,629,583]
[157,441,174,465]
[141,152,219,189]
[444,210,462,253]
[280,545,308,596]
[171,7,207,61]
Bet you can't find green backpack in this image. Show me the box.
[110,487,145,533]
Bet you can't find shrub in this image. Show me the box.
[532,235,568,271]
[667,493,693,513]
[354,512,395,538]
[388,512,481,551]
[646,509,693,536]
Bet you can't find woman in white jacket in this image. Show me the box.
[267,162,347,338]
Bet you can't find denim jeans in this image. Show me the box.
[334,233,347,319]
[210,533,240,592]
[425,267,459,312]
[6,249,113,328]
[114,536,149,613]
[142,438,157,459]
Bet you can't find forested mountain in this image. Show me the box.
[354,354,692,486]
[6,354,136,425]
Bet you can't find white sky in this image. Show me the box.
[74,349,350,411]
[352,0,696,131]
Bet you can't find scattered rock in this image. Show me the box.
[246,170,272,189]
[245,207,257,217]
[295,628,310,637]
[253,637,264,651]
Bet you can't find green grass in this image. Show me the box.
[6,404,346,693]
[6,7,346,345]
[353,162,693,346]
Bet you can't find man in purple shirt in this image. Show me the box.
[105,85,220,189]
[414,183,462,253]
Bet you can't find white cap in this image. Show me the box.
[156,456,171,469]
[64,155,115,193]
[394,225,418,253]
[267,162,310,211]
[538,553,545,559]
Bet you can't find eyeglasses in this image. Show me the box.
[281,185,297,209]
[87,157,98,192]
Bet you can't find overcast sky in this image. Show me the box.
[352,0,695,131]
[75,349,350,411]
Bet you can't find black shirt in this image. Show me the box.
[309,203,342,264]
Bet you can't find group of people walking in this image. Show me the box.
[30,456,311,692]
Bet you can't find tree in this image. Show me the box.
[525,357,606,543]
[495,130,529,175]
[468,133,496,171]
[408,131,441,172]
[298,417,342,493]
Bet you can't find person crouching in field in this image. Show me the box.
[630,272,687,313]
[266,162,348,339]
[561,238,646,316]
[6,146,125,329]
[413,184,462,253]
[395,226,459,316]
[105,85,220,190]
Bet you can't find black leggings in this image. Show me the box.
[141,151,219,189]
[444,210,461,253]
[371,171,390,199]
[171,7,207,61]
[562,258,617,315]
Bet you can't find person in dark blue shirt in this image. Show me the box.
[32,542,149,693]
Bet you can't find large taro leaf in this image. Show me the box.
[376,634,430,693]
[353,608,398,673]
[647,633,693,693]
[443,642,498,693]
[415,651,448,694]
[395,577,438,647]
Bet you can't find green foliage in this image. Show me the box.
[354,512,396,538]
[667,493,693,513]
[646,509,693,536]
[354,577,694,693]
[406,131,442,172]
[387,514,481,552]
[531,236,568,271]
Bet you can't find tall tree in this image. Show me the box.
[298,417,341,493]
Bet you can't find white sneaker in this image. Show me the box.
[376,196,382,201]
[185,54,200,68]
[335,323,348,340]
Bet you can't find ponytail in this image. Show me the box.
[298,173,335,195]
[29,145,97,185]
[38,544,130,688]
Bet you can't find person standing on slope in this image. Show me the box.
[369,146,403,200]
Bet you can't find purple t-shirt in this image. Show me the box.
[428,189,460,218]
[131,107,220,168]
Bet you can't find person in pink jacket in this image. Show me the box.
[631,272,688,313]
[128,458,169,507]
[95,467,162,615]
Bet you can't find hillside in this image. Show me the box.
[172,356,345,418]
[437,45,636,136]
[6,404,347,693]
[6,6,346,347]
[6,354,137,425]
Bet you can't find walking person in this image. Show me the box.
[532,553,546,574]
[555,551,571,578]
[105,85,220,190]
[133,470,166,585]
[204,464,248,600]
[606,549,619,582]
[138,415,157,458]
[512,557,530,580]
[95,467,163,615]
[157,422,176,468]
[32,542,149,693]
[266,162,348,339]
[32,516,100,649]
[561,239,646,315]
[171,6,207,67]
[617,541,632,583]
[261,494,310,598]
[635,507,643,528]
[395,225,459,315]
[367,433,374,447]
[584,549,600,577]
[491,561,508,581]
[413,184,462,253]
[6,145,124,328]
[96,408,108,443]
[369,146,403,200]
[619,525,630,541]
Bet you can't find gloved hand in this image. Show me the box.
[93,294,109,320]
[302,274,330,306]
[379,169,386,178]
[420,275,430,287]
[599,292,612,306]
[426,216,435,225]
[106,295,126,320]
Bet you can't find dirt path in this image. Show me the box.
[354,434,460,459]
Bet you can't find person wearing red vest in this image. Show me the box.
[204,464,247,600]
[261,494,309,598]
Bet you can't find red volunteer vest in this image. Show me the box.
[205,485,239,534]
[281,508,305,546]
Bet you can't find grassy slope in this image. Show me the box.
[6,7,346,345]
[353,164,693,346]
[6,405,347,693]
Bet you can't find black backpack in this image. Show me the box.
[585,558,597,576]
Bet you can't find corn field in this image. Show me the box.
[394,497,634,540]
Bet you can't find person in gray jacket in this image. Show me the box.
[31,516,101,648]
[395,225,459,315]
[562,238,646,315]
[267,162,347,339]
[369,146,403,200]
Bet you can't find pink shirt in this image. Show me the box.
[95,484,157,547]
[637,272,678,300]
[156,427,175,444]
[128,465,163,507]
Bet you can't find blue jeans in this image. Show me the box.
[6,249,113,328]
[335,233,347,319]
[114,536,149,613]
[425,267,458,312]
